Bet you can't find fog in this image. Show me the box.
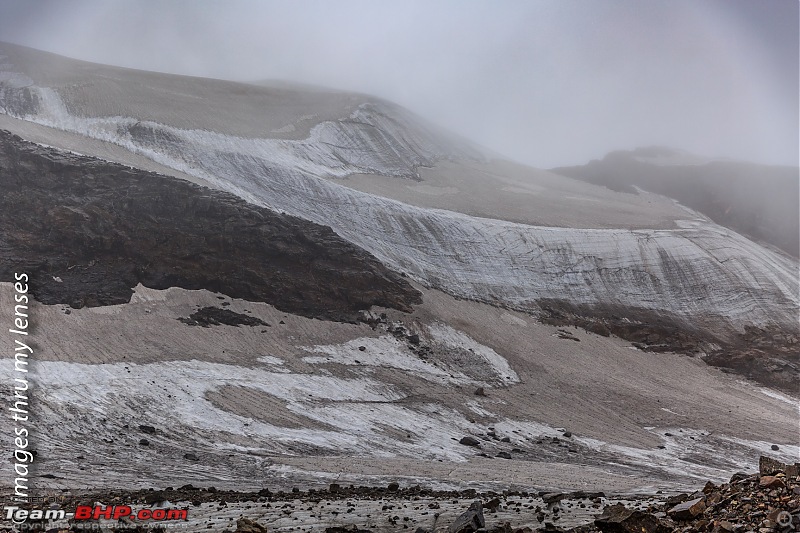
[0,0,796,168]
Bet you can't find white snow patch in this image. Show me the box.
[18,359,483,460]
[719,435,800,464]
[465,400,495,418]
[427,323,520,383]
[759,388,799,407]
[575,427,798,483]
[257,355,286,366]
[301,335,460,383]
[0,70,33,89]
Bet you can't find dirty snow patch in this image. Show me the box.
[426,323,519,383]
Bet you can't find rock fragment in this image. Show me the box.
[459,436,481,447]
[448,500,485,533]
[667,497,706,520]
[542,493,566,505]
[758,475,786,489]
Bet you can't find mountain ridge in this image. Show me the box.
[551,147,800,257]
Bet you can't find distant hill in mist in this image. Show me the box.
[552,147,799,257]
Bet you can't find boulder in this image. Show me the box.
[485,497,502,511]
[542,493,566,505]
[667,497,706,521]
[448,500,485,533]
[459,436,481,447]
[759,475,786,489]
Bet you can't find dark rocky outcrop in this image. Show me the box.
[0,130,420,321]
[179,306,269,327]
[703,325,800,396]
[539,299,800,394]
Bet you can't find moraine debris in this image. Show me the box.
[23,455,797,532]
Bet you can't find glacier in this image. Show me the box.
[0,57,797,337]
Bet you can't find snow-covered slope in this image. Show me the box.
[0,45,797,336]
[0,42,796,336]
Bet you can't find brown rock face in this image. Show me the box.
[0,130,421,321]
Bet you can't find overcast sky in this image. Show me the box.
[0,0,797,168]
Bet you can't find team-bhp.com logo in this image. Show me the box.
[4,505,188,523]
[74,506,188,521]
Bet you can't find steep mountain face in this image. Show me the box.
[0,42,797,494]
[551,147,800,258]
[0,130,419,319]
